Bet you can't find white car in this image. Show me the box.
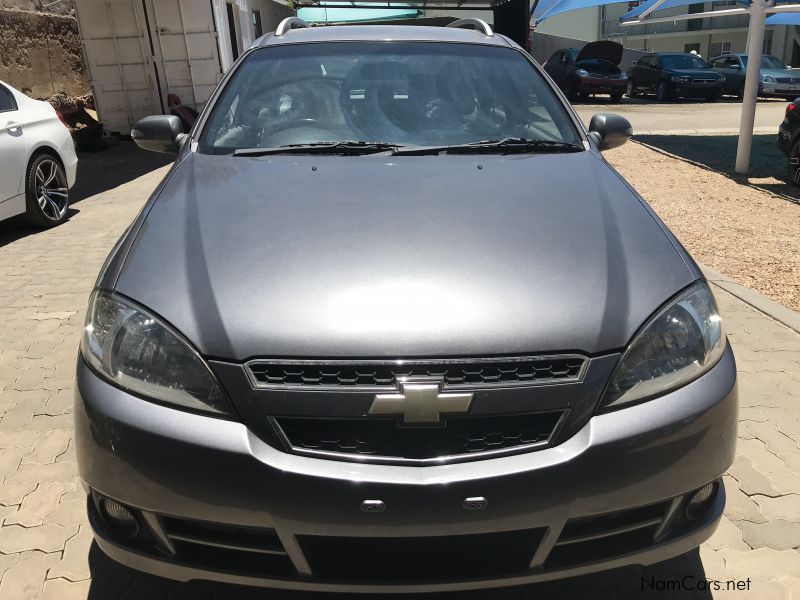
[0,80,78,227]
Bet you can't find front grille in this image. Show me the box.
[777,77,800,84]
[275,411,564,461]
[246,355,587,390]
[299,529,546,582]
[160,517,296,577]
[692,78,716,84]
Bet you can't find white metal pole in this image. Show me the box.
[735,0,767,174]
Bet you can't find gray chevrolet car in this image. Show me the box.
[76,18,737,593]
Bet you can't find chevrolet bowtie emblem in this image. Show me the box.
[369,383,473,424]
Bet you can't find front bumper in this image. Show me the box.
[75,344,737,593]
[673,83,722,98]
[760,83,800,98]
[578,77,627,94]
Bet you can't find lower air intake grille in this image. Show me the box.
[299,529,546,582]
[275,411,564,461]
[545,500,672,569]
[160,517,296,577]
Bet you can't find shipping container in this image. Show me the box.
[74,0,294,134]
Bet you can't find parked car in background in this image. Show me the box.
[76,18,737,594]
[778,98,800,184]
[0,80,77,227]
[543,41,627,102]
[710,53,800,99]
[626,52,724,101]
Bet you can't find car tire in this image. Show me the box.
[656,81,671,102]
[626,80,638,98]
[788,140,800,186]
[24,153,70,228]
[610,91,623,103]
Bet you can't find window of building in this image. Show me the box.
[763,37,773,55]
[252,10,263,38]
[684,43,702,54]
[708,41,732,58]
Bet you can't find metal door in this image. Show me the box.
[142,0,224,115]
[74,0,161,133]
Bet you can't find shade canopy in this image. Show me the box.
[533,0,628,24]
[765,11,800,24]
[297,2,421,23]
[619,0,748,21]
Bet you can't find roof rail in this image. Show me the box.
[275,17,309,37]
[445,18,493,36]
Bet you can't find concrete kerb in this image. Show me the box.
[702,264,800,334]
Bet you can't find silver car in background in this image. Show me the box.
[710,53,800,99]
[75,19,737,593]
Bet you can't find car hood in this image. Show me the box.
[761,68,799,78]
[115,152,694,360]
[576,41,624,65]
[666,68,719,78]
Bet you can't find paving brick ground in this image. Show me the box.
[0,142,799,599]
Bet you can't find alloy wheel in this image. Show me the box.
[34,158,69,221]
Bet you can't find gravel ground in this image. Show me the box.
[605,136,800,312]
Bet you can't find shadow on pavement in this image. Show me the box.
[87,542,711,600]
[634,133,800,205]
[70,139,173,203]
[0,139,172,248]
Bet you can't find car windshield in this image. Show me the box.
[198,42,582,154]
[741,55,789,69]
[660,54,710,70]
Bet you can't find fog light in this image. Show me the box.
[100,498,140,538]
[686,482,716,520]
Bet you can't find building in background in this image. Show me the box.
[600,2,800,65]
[74,0,294,134]
[534,1,800,67]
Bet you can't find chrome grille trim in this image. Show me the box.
[244,355,589,391]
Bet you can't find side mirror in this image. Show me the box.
[131,115,185,153]
[587,113,633,151]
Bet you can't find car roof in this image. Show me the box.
[654,52,693,56]
[257,24,514,48]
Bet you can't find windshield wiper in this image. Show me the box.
[233,141,399,156]
[391,138,584,156]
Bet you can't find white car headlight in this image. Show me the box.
[576,69,589,78]
[761,74,776,84]
[599,282,726,411]
[81,291,230,414]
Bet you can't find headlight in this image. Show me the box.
[81,291,230,414]
[599,282,725,411]
[576,69,589,78]
[619,72,628,80]
[718,74,726,83]
[761,74,776,84]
